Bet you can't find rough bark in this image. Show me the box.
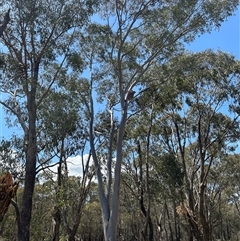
[0,172,18,221]
[17,62,38,241]
[52,206,61,241]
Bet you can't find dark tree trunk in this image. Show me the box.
[17,125,37,241]
[52,206,61,241]
[17,65,38,241]
[0,9,10,37]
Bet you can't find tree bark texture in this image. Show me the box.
[17,67,38,241]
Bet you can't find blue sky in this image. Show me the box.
[187,8,239,58]
[0,7,239,139]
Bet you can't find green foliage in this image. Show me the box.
[0,0,240,240]
[152,153,184,189]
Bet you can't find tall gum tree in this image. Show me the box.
[74,1,240,240]
[0,1,95,240]
[119,50,240,241]
[148,51,240,241]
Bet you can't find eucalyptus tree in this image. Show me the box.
[121,109,157,241]
[121,50,240,241]
[36,88,93,241]
[146,50,240,241]
[0,1,96,240]
[73,1,239,240]
[121,73,184,241]
[206,153,240,240]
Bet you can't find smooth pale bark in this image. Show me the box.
[106,102,128,241]
[89,78,130,241]
[89,83,110,240]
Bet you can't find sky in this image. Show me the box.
[0,6,239,175]
[187,8,239,58]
